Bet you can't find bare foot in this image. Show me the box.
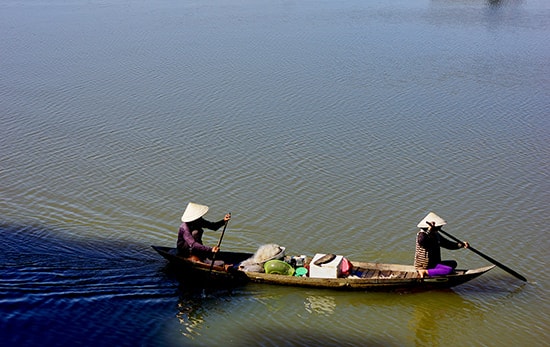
[417,269,429,278]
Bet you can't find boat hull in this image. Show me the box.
[151,246,494,291]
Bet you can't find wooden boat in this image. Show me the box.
[151,245,495,291]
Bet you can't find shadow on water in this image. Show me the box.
[0,223,178,346]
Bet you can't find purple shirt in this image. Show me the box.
[177,217,225,254]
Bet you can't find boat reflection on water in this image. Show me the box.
[175,293,206,338]
[170,273,525,347]
[304,295,337,316]
[405,291,476,346]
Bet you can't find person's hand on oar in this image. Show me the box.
[208,212,231,273]
[426,220,469,248]
[223,213,231,222]
[208,213,231,254]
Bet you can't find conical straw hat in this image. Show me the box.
[417,212,447,228]
[181,202,209,222]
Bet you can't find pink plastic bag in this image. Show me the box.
[340,257,353,276]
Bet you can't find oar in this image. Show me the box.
[439,229,527,282]
[208,213,230,275]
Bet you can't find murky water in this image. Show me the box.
[1,0,548,346]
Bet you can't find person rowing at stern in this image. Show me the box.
[414,212,469,278]
[177,202,231,261]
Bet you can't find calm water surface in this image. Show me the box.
[1,0,548,346]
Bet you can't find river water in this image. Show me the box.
[1,0,548,346]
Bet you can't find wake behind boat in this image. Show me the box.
[151,245,494,291]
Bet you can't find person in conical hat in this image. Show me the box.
[414,212,469,278]
[177,202,231,259]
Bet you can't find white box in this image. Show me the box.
[309,253,343,278]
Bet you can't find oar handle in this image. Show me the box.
[439,229,527,282]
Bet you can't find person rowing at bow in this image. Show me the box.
[414,212,469,278]
[177,202,231,261]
